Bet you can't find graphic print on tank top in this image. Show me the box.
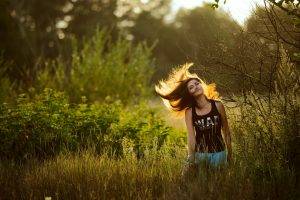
[192,99,226,153]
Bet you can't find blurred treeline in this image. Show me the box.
[1,0,299,104]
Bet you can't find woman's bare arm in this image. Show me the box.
[185,108,196,162]
[216,102,232,163]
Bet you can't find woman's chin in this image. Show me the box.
[193,92,203,97]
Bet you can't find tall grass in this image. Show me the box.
[0,145,296,200]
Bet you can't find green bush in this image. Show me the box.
[107,101,185,158]
[0,88,183,161]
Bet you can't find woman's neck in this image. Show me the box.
[195,95,210,108]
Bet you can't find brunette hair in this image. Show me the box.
[154,63,221,118]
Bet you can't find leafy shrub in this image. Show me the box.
[107,101,184,158]
[0,88,183,161]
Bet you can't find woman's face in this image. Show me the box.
[187,79,203,97]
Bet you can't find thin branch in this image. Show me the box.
[266,0,300,18]
[264,1,300,49]
[270,4,299,42]
[213,60,270,88]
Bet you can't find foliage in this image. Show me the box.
[0,88,184,161]
[0,0,170,88]
[35,28,155,104]
[245,3,300,62]
[228,45,299,188]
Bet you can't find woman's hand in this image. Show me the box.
[227,152,232,164]
[217,102,233,166]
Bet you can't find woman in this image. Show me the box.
[155,63,232,175]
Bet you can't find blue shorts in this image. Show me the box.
[194,150,228,167]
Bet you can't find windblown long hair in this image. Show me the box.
[155,63,221,118]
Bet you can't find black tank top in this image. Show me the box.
[192,99,226,153]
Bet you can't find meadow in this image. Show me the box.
[0,27,299,200]
[0,88,298,200]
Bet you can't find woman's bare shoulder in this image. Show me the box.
[214,100,225,114]
[214,100,223,106]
